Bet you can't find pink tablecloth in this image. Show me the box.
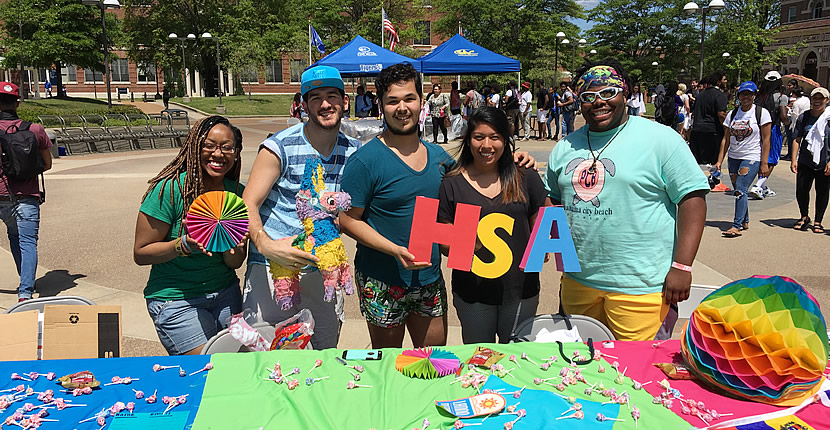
[596,340,829,428]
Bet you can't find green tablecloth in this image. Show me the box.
[193,342,692,429]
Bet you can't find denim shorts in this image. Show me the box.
[356,271,447,328]
[146,280,242,355]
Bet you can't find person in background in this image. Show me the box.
[545,60,708,341]
[488,83,501,108]
[519,82,533,141]
[547,85,561,140]
[438,107,548,343]
[355,86,371,118]
[690,71,729,165]
[749,71,790,199]
[464,81,485,118]
[785,83,810,162]
[134,116,247,355]
[426,83,450,144]
[367,91,380,117]
[289,92,303,119]
[504,81,521,137]
[450,81,462,116]
[44,80,52,98]
[0,82,53,302]
[558,81,576,138]
[713,81,771,238]
[626,83,645,117]
[535,79,549,141]
[163,87,171,110]
[790,87,830,233]
[678,83,691,139]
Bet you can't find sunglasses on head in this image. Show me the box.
[579,87,624,103]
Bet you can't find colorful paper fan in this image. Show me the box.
[395,347,461,379]
[681,276,828,406]
[185,191,249,253]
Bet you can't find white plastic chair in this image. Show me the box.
[510,312,616,343]
[5,296,95,314]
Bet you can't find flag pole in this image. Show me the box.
[308,21,312,65]
[380,4,384,49]
[457,21,461,98]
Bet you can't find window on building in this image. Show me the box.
[110,58,130,82]
[414,21,431,46]
[788,6,797,22]
[61,64,77,83]
[289,59,307,83]
[137,62,156,83]
[84,68,104,83]
[240,66,258,83]
[266,60,283,83]
[813,1,823,18]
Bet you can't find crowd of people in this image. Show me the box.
[2,56,827,356]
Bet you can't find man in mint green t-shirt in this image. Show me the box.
[545,60,708,341]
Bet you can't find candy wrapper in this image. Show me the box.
[229,312,271,352]
[270,309,314,350]
[457,347,505,376]
[654,362,695,380]
[57,371,100,389]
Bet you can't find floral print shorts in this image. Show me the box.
[355,271,448,328]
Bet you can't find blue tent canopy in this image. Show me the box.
[417,34,520,75]
[309,35,420,77]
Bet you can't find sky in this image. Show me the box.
[572,0,598,33]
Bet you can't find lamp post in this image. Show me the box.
[83,0,120,109]
[168,32,196,102]
[652,61,662,85]
[554,32,565,85]
[589,49,597,56]
[684,0,726,81]
[201,32,225,114]
[572,38,587,73]
[722,52,734,82]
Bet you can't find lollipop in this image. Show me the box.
[519,353,537,366]
[560,402,582,416]
[11,373,31,382]
[540,363,550,370]
[453,420,483,428]
[346,380,372,389]
[509,355,520,368]
[553,393,575,403]
[305,376,329,386]
[146,390,158,404]
[286,379,299,390]
[632,405,640,428]
[308,359,323,374]
[126,401,135,413]
[163,398,179,414]
[556,410,584,420]
[79,408,108,424]
[511,386,525,399]
[533,377,557,385]
[597,364,606,373]
[152,364,179,372]
[596,413,625,422]
[189,363,214,376]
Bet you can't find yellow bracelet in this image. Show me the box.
[174,237,190,257]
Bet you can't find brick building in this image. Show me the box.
[765,0,830,88]
[20,9,448,100]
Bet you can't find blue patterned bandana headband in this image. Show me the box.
[575,66,628,95]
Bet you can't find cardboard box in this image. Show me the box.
[42,305,122,360]
[0,311,39,361]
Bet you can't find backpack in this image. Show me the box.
[505,90,519,110]
[470,91,484,110]
[0,121,44,181]
[561,91,578,113]
[756,93,781,128]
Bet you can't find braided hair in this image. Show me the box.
[141,115,243,235]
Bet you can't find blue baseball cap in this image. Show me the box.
[738,81,758,94]
[300,66,344,97]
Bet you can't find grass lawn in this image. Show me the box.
[18,97,142,125]
[171,94,296,116]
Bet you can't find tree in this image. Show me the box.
[432,0,584,84]
[0,0,111,98]
[588,0,698,85]
[707,0,801,82]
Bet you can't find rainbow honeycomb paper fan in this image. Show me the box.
[395,348,461,379]
[681,276,828,406]
[185,191,249,253]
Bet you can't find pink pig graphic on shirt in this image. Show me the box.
[564,157,616,207]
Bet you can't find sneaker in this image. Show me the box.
[748,185,764,200]
[18,297,30,303]
[763,188,776,198]
[712,183,731,192]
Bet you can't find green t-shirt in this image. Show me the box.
[139,172,244,300]
[545,116,709,294]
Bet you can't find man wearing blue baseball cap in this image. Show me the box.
[714,81,772,238]
[242,65,361,349]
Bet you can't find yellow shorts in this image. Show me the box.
[560,275,669,341]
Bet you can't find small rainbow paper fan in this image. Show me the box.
[185,191,249,253]
[681,276,828,406]
[395,347,461,379]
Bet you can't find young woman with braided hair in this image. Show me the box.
[134,116,248,355]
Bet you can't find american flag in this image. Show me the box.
[382,8,399,51]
